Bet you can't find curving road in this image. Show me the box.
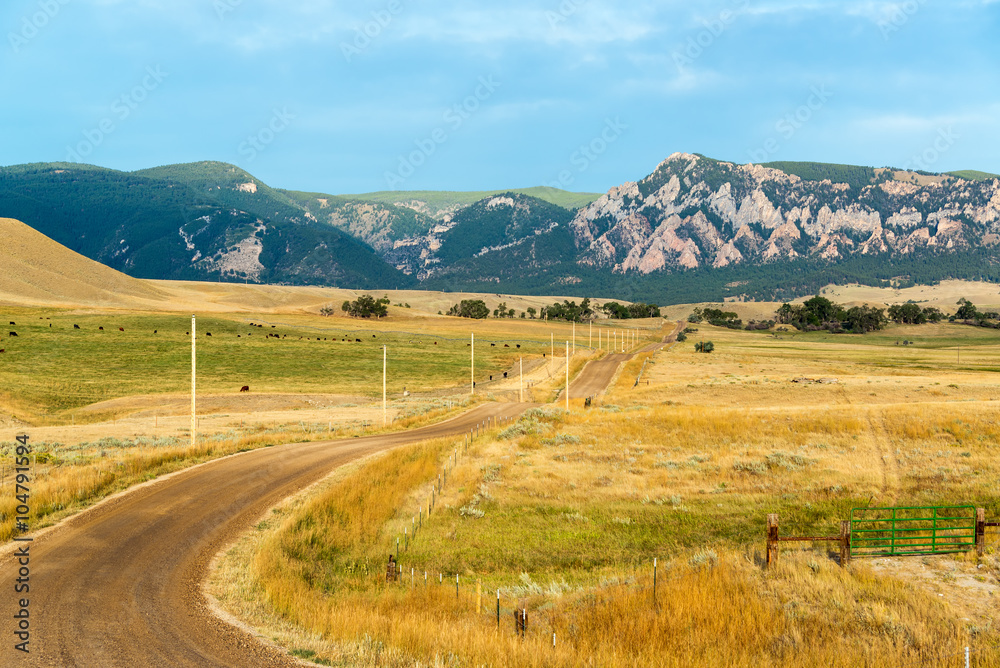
[0,330,680,667]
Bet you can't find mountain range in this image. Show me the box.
[1,155,998,304]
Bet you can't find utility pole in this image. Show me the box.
[565,341,570,411]
[191,315,196,448]
[383,345,387,426]
[471,333,475,395]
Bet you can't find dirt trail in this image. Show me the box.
[0,339,652,667]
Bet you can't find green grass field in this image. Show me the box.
[0,307,558,419]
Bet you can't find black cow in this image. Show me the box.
[355,338,361,343]
[8,322,14,326]
[491,343,495,347]
[516,344,520,349]
[8,332,16,337]
[153,330,157,334]
[206,332,212,337]
[74,324,80,329]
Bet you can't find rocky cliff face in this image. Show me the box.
[569,153,1000,275]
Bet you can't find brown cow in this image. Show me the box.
[0,349,5,353]
[240,386,250,392]
[119,327,124,332]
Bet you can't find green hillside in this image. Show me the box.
[760,161,879,190]
[343,187,601,220]
[947,170,1000,182]
[0,163,413,289]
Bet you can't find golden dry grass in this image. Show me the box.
[209,320,1000,666]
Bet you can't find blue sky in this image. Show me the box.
[2,0,998,194]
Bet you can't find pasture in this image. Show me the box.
[0,304,656,541]
[211,320,1000,667]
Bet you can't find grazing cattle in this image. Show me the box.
[504,372,508,378]
[8,332,16,337]
[240,386,250,392]
[206,332,212,337]
[0,349,5,353]
[434,342,437,345]
[119,327,124,332]
[355,338,361,343]
[491,343,495,347]
[271,326,275,328]
[49,324,52,327]
[372,334,376,338]
[238,335,241,338]
[74,324,80,329]
[516,344,520,349]
[8,322,14,325]
[490,375,493,381]
[504,344,509,347]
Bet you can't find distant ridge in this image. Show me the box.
[341,187,602,220]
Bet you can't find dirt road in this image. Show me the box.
[0,329,680,667]
[0,403,526,667]
[564,321,684,399]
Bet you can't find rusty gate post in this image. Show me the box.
[976,508,986,557]
[766,514,779,568]
[840,520,851,566]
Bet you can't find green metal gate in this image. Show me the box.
[850,505,977,558]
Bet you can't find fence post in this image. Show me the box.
[497,590,500,628]
[766,514,779,567]
[476,580,482,614]
[840,520,852,566]
[976,508,986,557]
